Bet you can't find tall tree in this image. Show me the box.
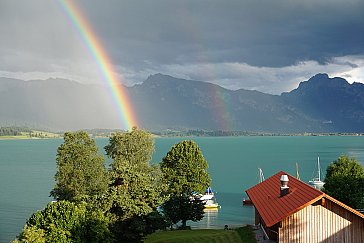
[323,155,364,209]
[51,131,108,201]
[160,140,211,228]
[104,128,167,241]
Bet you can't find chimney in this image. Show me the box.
[280,175,289,197]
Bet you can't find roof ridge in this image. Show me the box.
[323,193,364,219]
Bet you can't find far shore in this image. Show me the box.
[0,136,61,140]
[1,132,364,141]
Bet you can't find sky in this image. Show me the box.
[0,0,363,94]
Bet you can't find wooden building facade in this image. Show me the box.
[247,171,364,242]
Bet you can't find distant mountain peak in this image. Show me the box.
[146,73,176,82]
[143,73,234,94]
[310,73,329,80]
[294,73,350,92]
[2,73,364,132]
[142,74,185,89]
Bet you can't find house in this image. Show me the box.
[246,171,364,242]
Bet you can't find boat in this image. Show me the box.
[200,187,219,209]
[308,157,325,189]
[242,198,253,205]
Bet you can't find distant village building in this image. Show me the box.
[246,171,364,242]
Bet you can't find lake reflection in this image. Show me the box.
[190,192,255,229]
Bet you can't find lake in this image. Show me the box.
[1,136,364,242]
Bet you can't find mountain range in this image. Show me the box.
[1,73,363,133]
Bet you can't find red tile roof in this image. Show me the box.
[246,171,324,227]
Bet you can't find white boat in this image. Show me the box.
[200,188,219,209]
[308,157,325,189]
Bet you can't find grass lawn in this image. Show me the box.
[234,226,257,243]
[144,226,256,243]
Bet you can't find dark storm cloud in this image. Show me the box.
[0,0,363,93]
[75,0,364,68]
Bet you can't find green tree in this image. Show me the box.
[13,201,113,243]
[12,226,46,243]
[104,160,166,221]
[50,131,108,202]
[104,128,167,242]
[323,155,364,209]
[105,127,154,168]
[162,194,205,228]
[160,140,211,228]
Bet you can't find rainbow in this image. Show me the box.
[58,0,137,130]
[210,85,234,131]
[182,16,235,130]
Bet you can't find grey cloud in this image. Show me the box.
[74,0,364,68]
[0,0,363,94]
[127,57,364,94]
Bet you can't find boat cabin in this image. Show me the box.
[200,187,219,209]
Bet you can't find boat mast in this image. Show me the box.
[296,162,300,180]
[258,168,265,183]
[317,157,321,181]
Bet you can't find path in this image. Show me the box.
[251,225,276,243]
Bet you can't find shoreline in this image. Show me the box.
[1,133,364,140]
[0,136,61,140]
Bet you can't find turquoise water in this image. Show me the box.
[1,136,364,242]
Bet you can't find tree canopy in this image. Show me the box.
[160,140,211,228]
[103,128,167,241]
[51,131,108,202]
[105,127,154,168]
[104,160,166,221]
[13,201,112,243]
[161,140,211,195]
[0,126,31,136]
[16,128,170,242]
[323,155,364,209]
